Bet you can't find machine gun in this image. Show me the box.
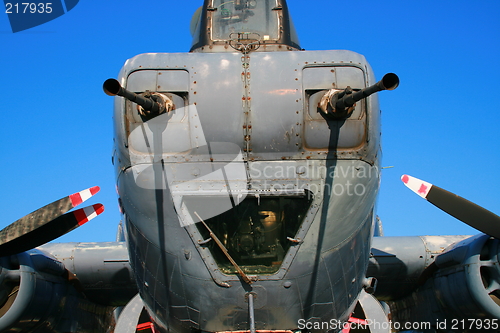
[320,72,399,119]
[103,78,173,121]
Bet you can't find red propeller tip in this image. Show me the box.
[401,174,433,199]
[73,204,104,226]
[69,186,101,207]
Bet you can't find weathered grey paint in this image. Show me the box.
[112,48,381,332]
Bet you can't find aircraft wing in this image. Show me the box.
[368,233,500,327]
[367,175,500,328]
[0,187,139,332]
[0,242,137,332]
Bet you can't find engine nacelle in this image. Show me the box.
[433,234,500,318]
[390,234,500,325]
[0,250,114,332]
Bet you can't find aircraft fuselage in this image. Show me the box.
[113,50,381,332]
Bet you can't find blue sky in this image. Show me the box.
[0,0,499,244]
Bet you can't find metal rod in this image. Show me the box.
[103,78,160,113]
[334,73,399,110]
[248,293,256,333]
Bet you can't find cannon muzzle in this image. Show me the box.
[103,78,172,121]
[321,73,399,119]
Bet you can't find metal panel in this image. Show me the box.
[303,66,367,149]
[157,70,189,92]
[126,70,191,155]
[126,70,189,92]
[126,70,157,92]
[248,51,303,155]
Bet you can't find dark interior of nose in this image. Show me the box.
[186,192,313,275]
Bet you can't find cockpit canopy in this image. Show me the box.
[190,0,301,52]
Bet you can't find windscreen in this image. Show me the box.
[211,0,280,41]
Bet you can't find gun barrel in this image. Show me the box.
[103,78,160,113]
[335,73,399,111]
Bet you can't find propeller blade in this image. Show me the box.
[401,174,500,238]
[0,204,104,257]
[0,186,101,256]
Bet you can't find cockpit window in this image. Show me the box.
[212,0,280,41]
[190,193,312,275]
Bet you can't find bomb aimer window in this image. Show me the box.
[189,193,313,275]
